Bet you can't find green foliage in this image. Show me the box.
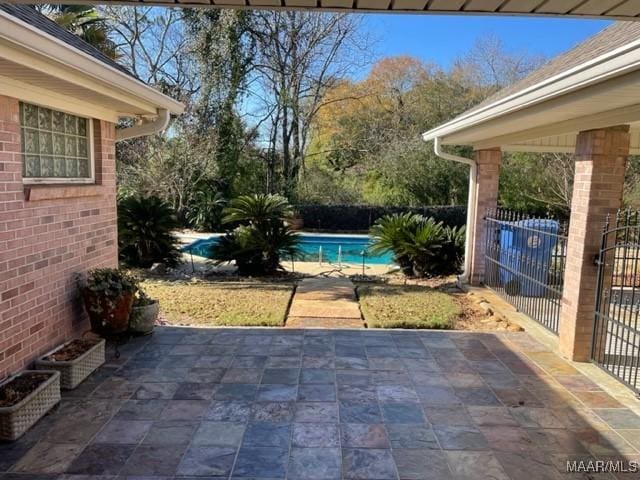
[210,194,300,275]
[41,5,118,59]
[81,268,138,296]
[369,213,420,274]
[187,189,227,232]
[118,196,181,268]
[370,213,465,278]
[295,204,466,232]
[222,194,294,226]
[79,268,138,315]
[402,218,446,277]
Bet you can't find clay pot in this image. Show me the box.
[82,290,134,336]
[129,300,159,335]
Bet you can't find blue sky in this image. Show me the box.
[362,14,610,71]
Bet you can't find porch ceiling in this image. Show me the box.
[9,0,640,20]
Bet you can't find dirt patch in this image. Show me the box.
[44,338,100,362]
[452,292,523,332]
[0,373,52,408]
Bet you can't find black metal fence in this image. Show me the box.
[483,209,568,333]
[593,210,640,393]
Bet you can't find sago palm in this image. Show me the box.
[369,213,424,274]
[118,196,181,268]
[222,194,294,227]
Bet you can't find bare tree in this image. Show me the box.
[248,11,368,197]
[455,34,546,88]
[101,6,195,98]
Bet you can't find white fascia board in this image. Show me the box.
[422,36,640,144]
[0,10,185,117]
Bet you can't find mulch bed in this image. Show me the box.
[0,373,52,408]
[43,338,100,362]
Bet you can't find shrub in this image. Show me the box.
[369,213,465,277]
[118,196,181,268]
[295,204,465,232]
[209,194,300,276]
[187,190,227,232]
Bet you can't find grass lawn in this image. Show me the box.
[357,284,461,329]
[142,281,294,327]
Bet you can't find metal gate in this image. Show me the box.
[483,209,568,333]
[592,210,640,393]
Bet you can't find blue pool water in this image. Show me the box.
[183,234,395,265]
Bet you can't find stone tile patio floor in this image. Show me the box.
[2,326,640,480]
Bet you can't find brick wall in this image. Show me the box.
[558,126,630,362]
[0,95,118,378]
[469,148,502,286]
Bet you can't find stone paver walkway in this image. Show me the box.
[2,327,640,479]
[286,277,363,328]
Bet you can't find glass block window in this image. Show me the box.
[20,102,93,182]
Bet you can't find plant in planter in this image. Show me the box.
[0,370,60,441]
[129,287,159,335]
[79,268,138,336]
[34,337,105,389]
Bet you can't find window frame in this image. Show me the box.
[19,103,95,185]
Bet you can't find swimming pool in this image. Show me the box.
[183,233,395,265]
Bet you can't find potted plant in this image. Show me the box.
[129,288,159,335]
[79,268,138,336]
[0,370,60,441]
[34,336,105,389]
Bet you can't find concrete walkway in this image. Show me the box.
[286,277,364,328]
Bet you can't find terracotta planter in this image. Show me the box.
[82,289,134,335]
[129,300,159,335]
[0,371,60,442]
[35,339,105,389]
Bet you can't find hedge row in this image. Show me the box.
[295,204,466,232]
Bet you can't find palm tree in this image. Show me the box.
[118,196,181,268]
[37,5,118,59]
[222,194,294,227]
[210,194,300,275]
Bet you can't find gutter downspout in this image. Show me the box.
[432,137,477,286]
[116,108,170,142]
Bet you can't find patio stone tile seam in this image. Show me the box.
[495,337,640,456]
[7,328,640,479]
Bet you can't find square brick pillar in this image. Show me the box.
[558,125,630,362]
[469,148,502,286]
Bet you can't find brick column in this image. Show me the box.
[558,126,630,362]
[469,148,502,285]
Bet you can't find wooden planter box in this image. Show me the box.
[35,339,105,390]
[0,370,61,442]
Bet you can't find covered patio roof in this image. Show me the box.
[10,0,640,21]
[422,21,640,154]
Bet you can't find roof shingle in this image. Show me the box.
[0,4,133,78]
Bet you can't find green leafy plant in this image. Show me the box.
[187,190,227,232]
[370,214,465,277]
[209,194,300,276]
[79,268,139,334]
[222,194,294,226]
[118,196,181,268]
[369,213,423,275]
[401,218,446,277]
[80,268,138,305]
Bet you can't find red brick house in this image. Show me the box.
[0,5,183,378]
